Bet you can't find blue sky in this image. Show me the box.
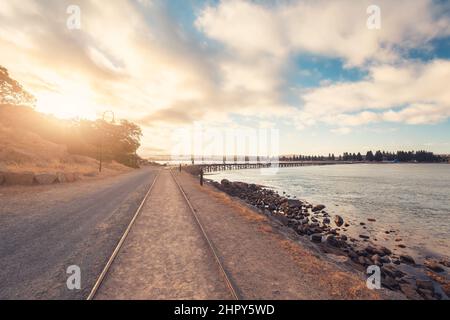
[1,0,449,155]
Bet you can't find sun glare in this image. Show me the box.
[35,87,98,121]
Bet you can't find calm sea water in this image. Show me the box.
[209,164,450,261]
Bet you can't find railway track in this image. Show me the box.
[87,168,240,300]
[170,169,241,300]
[86,171,160,300]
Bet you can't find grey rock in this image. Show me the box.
[416,280,434,293]
[312,204,325,212]
[273,214,289,226]
[439,259,450,268]
[399,283,422,300]
[400,255,415,265]
[310,233,323,243]
[382,276,399,290]
[424,260,445,273]
[299,218,309,225]
[287,199,302,208]
[326,235,344,248]
[334,215,344,227]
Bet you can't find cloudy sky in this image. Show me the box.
[1,0,450,156]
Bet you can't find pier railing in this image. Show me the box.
[183,161,353,174]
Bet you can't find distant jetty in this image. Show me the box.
[185,161,354,174]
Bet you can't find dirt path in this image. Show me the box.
[174,170,385,300]
[95,169,232,300]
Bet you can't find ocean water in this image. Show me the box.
[209,163,450,261]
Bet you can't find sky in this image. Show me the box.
[1,0,450,156]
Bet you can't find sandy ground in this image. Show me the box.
[0,167,158,299]
[95,169,232,300]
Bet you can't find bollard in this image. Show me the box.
[179,164,182,172]
[200,168,204,186]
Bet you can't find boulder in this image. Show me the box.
[273,214,289,226]
[365,245,389,257]
[287,199,302,208]
[310,233,323,243]
[400,255,415,265]
[220,179,231,186]
[439,259,450,268]
[326,235,344,248]
[299,218,309,225]
[334,215,344,227]
[3,172,35,186]
[312,204,325,212]
[416,279,434,293]
[399,283,422,300]
[424,260,444,273]
[357,256,372,266]
[382,276,399,290]
[34,173,57,185]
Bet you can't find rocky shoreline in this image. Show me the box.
[209,178,450,300]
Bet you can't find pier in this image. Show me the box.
[187,161,353,174]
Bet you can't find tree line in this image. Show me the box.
[0,66,143,168]
[281,150,445,163]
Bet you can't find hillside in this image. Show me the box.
[0,104,131,181]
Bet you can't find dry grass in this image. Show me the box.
[0,122,129,175]
[279,239,380,299]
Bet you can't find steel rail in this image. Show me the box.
[170,169,241,300]
[86,170,160,300]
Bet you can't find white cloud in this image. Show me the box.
[296,59,450,128]
[196,0,450,66]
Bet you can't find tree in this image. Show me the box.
[366,151,374,161]
[356,152,363,161]
[374,150,383,162]
[0,66,36,106]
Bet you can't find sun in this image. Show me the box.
[35,86,98,120]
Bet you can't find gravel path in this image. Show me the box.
[95,169,232,300]
[0,167,158,300]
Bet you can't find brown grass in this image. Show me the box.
[0,119,129,175]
